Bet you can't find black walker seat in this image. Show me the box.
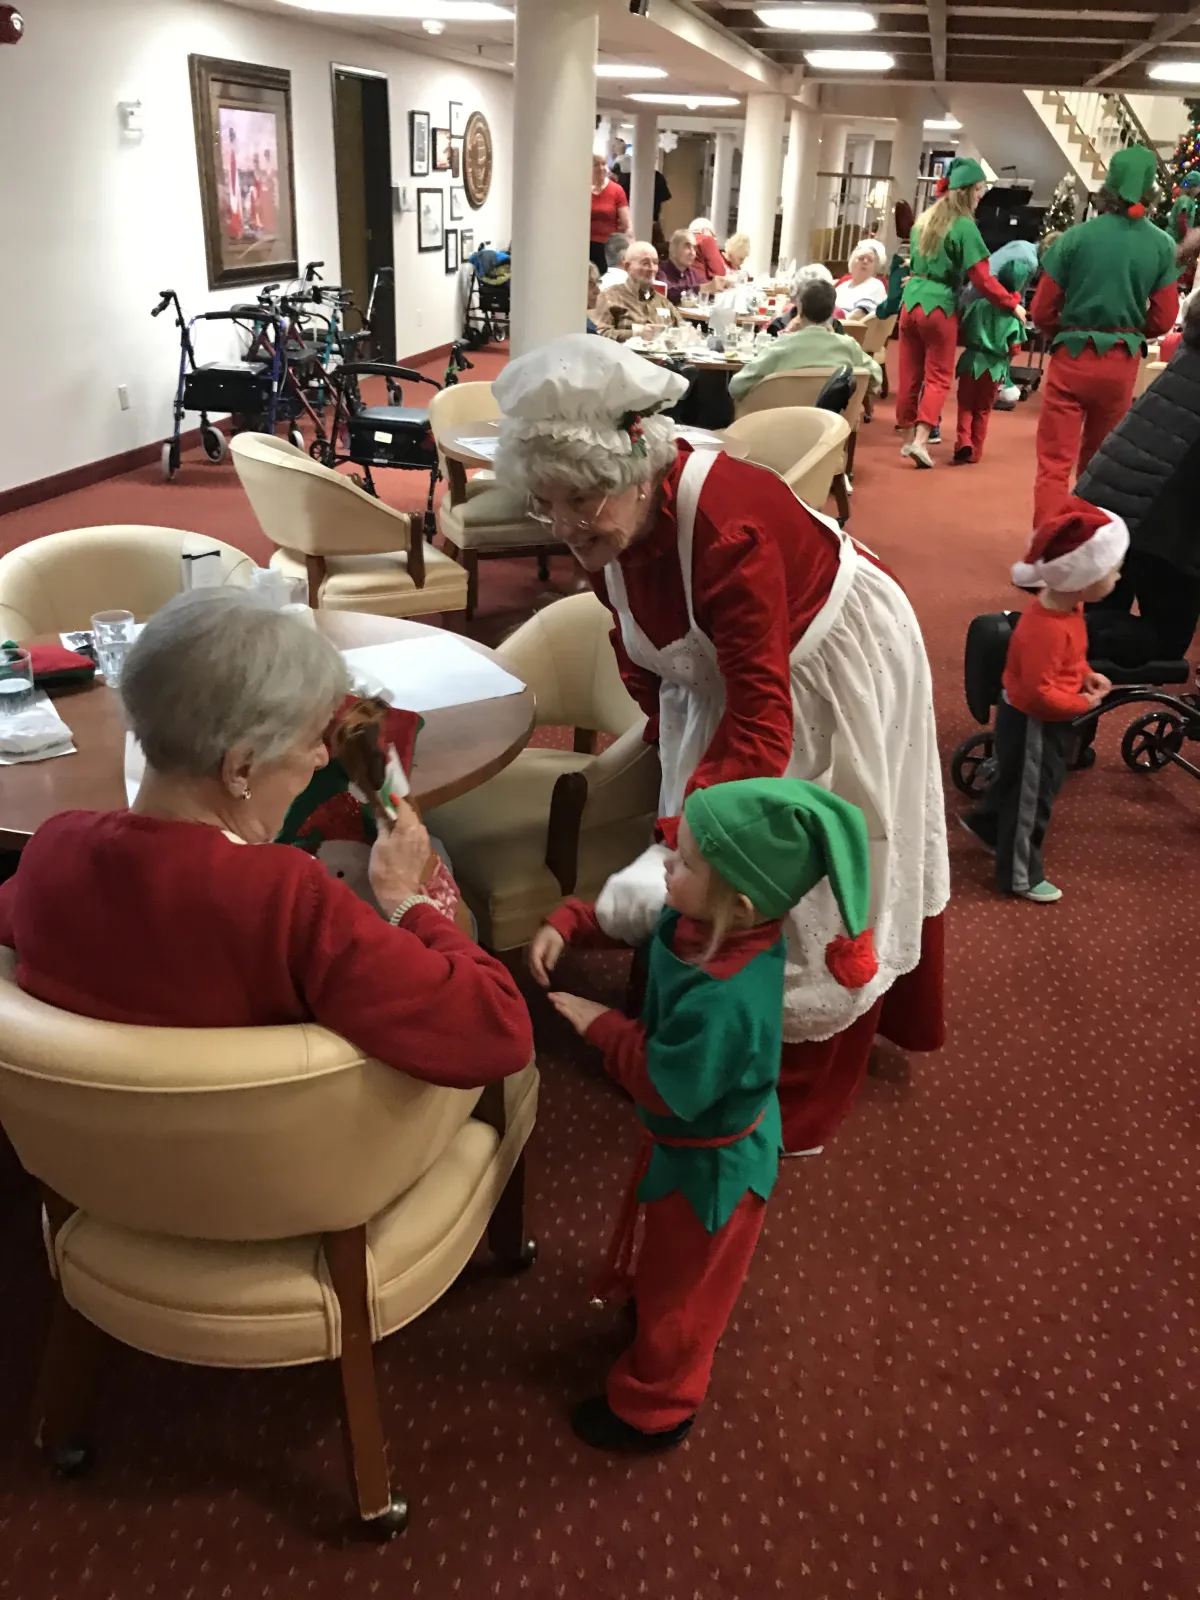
[952,611,1200,796]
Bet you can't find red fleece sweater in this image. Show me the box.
[0,810,532,1087]
[1003,600,1091,722]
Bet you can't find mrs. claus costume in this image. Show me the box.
[493,337,949,1152]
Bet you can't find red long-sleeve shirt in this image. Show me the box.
[1002,600,1091,721]
[1029,272,1178,344]
[0,810,532,1086]
[590,444,842,831]
[966,258,1022,311]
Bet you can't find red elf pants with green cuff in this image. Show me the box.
[1032,345,1139,529]
[955,371,1000,462]
[896,307,957,429]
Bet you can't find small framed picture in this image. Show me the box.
[433,127,452,172]
[460,228,474,259]
[417,187,444,252]
[409,110,430,177]
[445,229,460,274]
[450,186,466,222]
[449,100,465,138]
[450,137,462,180]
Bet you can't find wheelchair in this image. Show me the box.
[950,611,1200,797]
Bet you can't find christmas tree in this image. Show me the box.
[1159,100,1200,229]
[1042,175,1077,239]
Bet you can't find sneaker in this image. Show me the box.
[929,426,943,443]
[1018,880,1063,903]
[952,445,974,465]
[782,1144,825,1159]
[901,440,934,469]
[958,814,995,852]
[571,1395,694,1454]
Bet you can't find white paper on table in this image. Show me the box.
[342,634,526,714]
[674,426,724,451]
[455,434,501,460]
[0,691,76,764]
[124,732,146,805]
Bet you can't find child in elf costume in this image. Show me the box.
[1030,146,1179,529]
[953,240,1037,465]
[1166,169,1200,241]
[529,777,876,1454]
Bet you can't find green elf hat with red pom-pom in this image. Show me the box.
[1106,145,1159,219]
[682,778,878,989]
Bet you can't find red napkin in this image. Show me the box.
[23,644,97,689]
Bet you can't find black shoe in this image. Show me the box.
[571,1396,694,1454]
[929,426,942,444]
[952,445,974,465]
[958,814,996,853]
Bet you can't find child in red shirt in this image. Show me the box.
[964,499,1129,901]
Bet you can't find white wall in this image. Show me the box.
[0,0,513,492]
[1124,94,1189,152]
[946,87,1069,204]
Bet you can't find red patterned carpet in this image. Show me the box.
[0,348,1198,1600]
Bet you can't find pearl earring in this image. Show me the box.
[242,787,252,801]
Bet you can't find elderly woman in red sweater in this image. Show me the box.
[0,592,532,1084]
[495,335,949,1156]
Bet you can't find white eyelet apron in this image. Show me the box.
[604,447,950,1043]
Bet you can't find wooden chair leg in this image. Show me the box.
[833,474,851,526]
[463,550,479,621]
[32,1290,103,1478]
[536,552,550,582]
[487,1153,538,1273]
[323,1226,409,1538]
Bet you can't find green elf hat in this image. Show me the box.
[1184,171,1200,190]
[1105,145,1158,216]
[682,777,879,989]
[936,156,986,197]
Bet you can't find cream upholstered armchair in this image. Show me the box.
[0,948,538,1536]
[425,592,661,951]
[840,312,897,406]
[429,383,564,622]
[230,433,468,621]
[732,367,872,523]
[723,408,852,515]
[0,526,253,640]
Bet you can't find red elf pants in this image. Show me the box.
[607,1190,766,1432]
[954,371,1000,462]
[1032,345,1138,529]
[896,307,957,429]
[778,911,946,1152]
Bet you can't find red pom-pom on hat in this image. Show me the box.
[1128,203,1146,220]
[825,928,879,989]
[935,176,949,197]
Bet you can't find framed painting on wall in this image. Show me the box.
[449,100,465,138]
[189,55,298,291]
[450,138,462,180]
[433,127,452,172]
[409,110,430,176]
[460,229,474,260]
[445,230,460,274]
[462,110,494,210]
[450,187,466,222]
[417,187,445,252]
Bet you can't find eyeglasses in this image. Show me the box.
[527,493,609,530]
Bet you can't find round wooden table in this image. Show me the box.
[0,613,535,849]
[438,419,502,506]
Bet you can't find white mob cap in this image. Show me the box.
[493,333,688,451]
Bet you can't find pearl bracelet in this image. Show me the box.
[388,893,439,927]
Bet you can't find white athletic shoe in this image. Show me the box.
[901,440,934,469]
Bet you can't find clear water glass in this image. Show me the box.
[0,647,34,717]
[91,610,136,687]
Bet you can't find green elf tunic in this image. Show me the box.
[956,296,1025,382]
[902,214,990,318]
[1038,214,1178,357]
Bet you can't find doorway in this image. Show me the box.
[332,68,395,362]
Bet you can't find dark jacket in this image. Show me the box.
[1074,342,1200,580]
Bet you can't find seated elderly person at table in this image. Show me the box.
[835,239,889,318]
[730,276,882,403]
[600,233,630,291]
[723,232,751,278]
[0,592,532,1086]
[766,260,833,336]
[687,218,729,285]
[658,230,706,304]
[594,240,682,343]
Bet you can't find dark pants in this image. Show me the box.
[589,240,609,275]
[1087,549,1200,664]
[969,699,1075,894]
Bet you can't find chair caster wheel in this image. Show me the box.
[361,1494,409,1539]
[48,1441,94,1479]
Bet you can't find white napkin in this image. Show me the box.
[0,692,75,764]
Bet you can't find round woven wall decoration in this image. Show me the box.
[463,111,493,210]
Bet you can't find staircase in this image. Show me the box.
[1028,90,1173,193]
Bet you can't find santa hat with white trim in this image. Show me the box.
[1011,498,1129,593]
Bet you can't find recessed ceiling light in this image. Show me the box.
[755,6,876,32]
[1148,60,1200,83]
[924,117,961,130]
[279,1,513,20]
[596,64,668,79]
[627,92,741,108]
[804,48,894,70]
[422,17,445,31]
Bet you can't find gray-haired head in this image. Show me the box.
[121,589,350,775]
[790,260,834,303]
[605,232,631,268]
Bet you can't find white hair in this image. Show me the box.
[121,590,349,775]
[790,260,834,302]
[689,217,716,236]
[850,237,887,270]
[497,414,679,498]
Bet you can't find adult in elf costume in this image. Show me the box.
[897,156,1026,469]
[1030,145,1179,529]
[953,240,1037,465]
[493,336,948,1159]
[1166,169,1200,240]
[531,777,877,1451]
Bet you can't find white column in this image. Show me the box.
[735,92,787,275]
[629,109,658,242]
[778,102,820,269]
[510,0,598,357]
[710,128,737,236]
[815,118,850,236]
[886,90,924,255]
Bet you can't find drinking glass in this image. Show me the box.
[91,610,136,687]
[722,326,739,355]
[0,647,34,718]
